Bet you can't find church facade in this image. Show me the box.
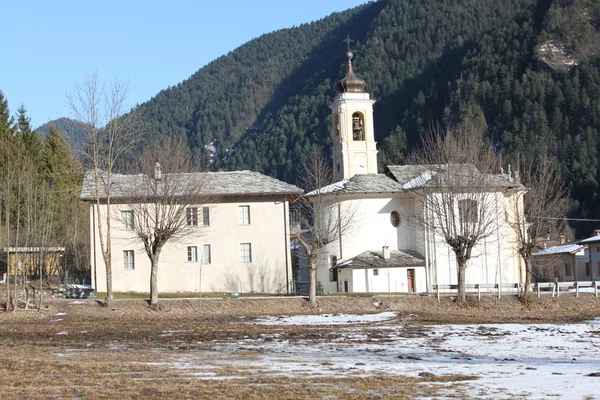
[300,50,526,294]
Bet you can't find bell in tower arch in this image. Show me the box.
[352,112,364,141]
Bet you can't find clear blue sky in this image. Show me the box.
[1,0,368,129]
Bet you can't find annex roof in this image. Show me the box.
[533,243,586,256]
[80,169,302,201]
[334,249,425,270]
[580,235,600,244]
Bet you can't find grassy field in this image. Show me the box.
[0,295,599,399]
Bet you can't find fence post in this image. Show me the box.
[595,281,598,298]
[436,285,440,301]
[556,282,560,298]
[497,284,501,299]
[537,283,541,298]
[478,284,481,302]
[576,281,580,298]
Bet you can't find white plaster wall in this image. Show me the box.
[90,196,292,294]
[344,267,426,293]
[315,190,523,294]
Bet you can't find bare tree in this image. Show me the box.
[68,72,142,302]
[123,136,213,306]
[509,155,569,294]
[407,127,509,302]
[295,150,355,305]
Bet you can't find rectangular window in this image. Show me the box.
[543,266,549,279]
[238,205,251,225]
[123,250,135,270]
[586,262,591,276]
[597,261,600,275]
[329,255,338,282]
[373,268,379,276]
[458,199,478,224]
[121,210,134,229]
[186,207,198,226]
[240,243,252,263]
[203,244,211,264]
[554,265,560,279]
[202,207,210,226]
[187,246,198,262]
[565,263,572,277]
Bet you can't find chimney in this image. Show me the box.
[154,162,162,180]
[595,229,600,237]
[559,235,566,244]
[382,246,390,260]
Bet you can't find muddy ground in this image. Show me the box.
[0,295,599,399]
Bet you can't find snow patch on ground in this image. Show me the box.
[148,312,600,398]
[253,312,397,326]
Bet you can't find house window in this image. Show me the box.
[329,255,338,282]
[123,250,135,270]
[187,246,198,262]
[187,207,198,226]
[202,207,210,226]
[459,199,478,224]
[565,263,572,277]
[121,210,134,229]
[238,205,251,225]
[597,261,600,275]
[390,211,400,227]
[203,244,211,264]
[240,243,252,263]
[586,262,591,276]
[543,266,549,279]
[554,265,560,280]
[373,268,379,276]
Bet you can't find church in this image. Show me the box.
[300,50,526,295]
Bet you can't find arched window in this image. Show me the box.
[352,112,365,141]
[333,114,340,137]
[390,211,401,227]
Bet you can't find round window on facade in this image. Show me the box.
[390,211,400,227]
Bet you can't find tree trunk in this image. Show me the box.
[523,256,532,295]
[457,260,467,302]
[309,258,317,305]
[149,255,159,306]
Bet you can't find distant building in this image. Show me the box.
[0,247,65,278]
[533,242,587,282]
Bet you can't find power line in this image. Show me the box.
[530,216,600,222]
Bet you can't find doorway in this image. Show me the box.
[407,269,415,293]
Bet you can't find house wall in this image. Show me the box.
[316,194,418,293]
[585,244,600,280]
[89,195,292,294]
[534,249,591,281]
[313,189,523,294]
[337,266,426,293]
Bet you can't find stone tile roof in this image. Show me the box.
[306,174,405,196]
[334,249,425,270]
[80,169,302,200]
[308,164,524,197]
[533,243,586,256]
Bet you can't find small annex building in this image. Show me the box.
[81,170,302,295]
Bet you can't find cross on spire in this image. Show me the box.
[343,35,354,52]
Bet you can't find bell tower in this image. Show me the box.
[331,46,378,181]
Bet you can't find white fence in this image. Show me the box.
[433,281,600,300]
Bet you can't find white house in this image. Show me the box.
[579,230,600,280]
[533,242,588,281]
[299,50,525,294]
[81,170,302,294]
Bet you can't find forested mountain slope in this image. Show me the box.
[132,0,600,235]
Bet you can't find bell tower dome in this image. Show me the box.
[331,47,378,181]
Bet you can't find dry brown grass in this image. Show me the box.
[0,295,599,398]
